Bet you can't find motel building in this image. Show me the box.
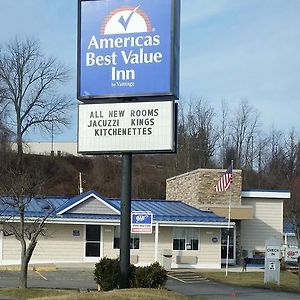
[0,190,232,269]
[166,168,291,264]
[0,169,290,268]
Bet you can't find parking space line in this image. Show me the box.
[167,274,185,283]
[35,271,48,281]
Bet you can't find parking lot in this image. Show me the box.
[0,268,96,290]
[1,266,300,300]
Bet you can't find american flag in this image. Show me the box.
[215,165,233,192]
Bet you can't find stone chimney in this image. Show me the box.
[166,168,242,209]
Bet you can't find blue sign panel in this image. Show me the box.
[131,211,153,233]
[78,0,180,101]
[132,212,152,225]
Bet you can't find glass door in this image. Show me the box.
[221,228,236,264]
[85,225,101,261]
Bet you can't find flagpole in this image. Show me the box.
[225,160,233,276]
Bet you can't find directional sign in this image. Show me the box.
[285,247,300,262]
[266,246,280,259]
[131,211,153,234]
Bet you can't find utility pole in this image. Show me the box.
[79,172,83,194]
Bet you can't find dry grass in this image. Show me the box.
[201,270,300,293]
[0,288,192,300]
[0,288,75,299]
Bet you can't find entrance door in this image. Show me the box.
[85,225,101,261]
[221,228,236,264]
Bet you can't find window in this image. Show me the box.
[173,228,199,251]
[113,226,140,249]
[85,225,101,257]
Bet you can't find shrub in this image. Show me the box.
[94,257,120,291]
[135,262,168,288]
[94,257,136,291]
[94,258,167,290]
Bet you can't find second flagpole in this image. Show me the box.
[225,159,233,276]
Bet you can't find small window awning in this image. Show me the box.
[199,205,253,220]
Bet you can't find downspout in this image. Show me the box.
[155,222,159,262]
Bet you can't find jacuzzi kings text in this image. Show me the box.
[85,34,162,86]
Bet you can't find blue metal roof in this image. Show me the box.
[0,196,68,218]
[106,198,226,223]
[0,191,227,224]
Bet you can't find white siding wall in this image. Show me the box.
[198,228,221,268]
[137,232,156,264]
[1,223,221,269]
[2,224,84,264]
[241,198,283,253]
[101,225,156,265]
[171,227,221,269]
[101,225,221,268]
[68,198,118,215]
[102,225,119,259]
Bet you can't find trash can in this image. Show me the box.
[162,249,172,271]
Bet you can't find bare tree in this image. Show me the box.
[192,98,218,168]
[218,100,230,168]
[0,171,54,288]
[284,128,299,181]
[230,100,260,169]
[0,37,72,288]
[0,38,72,170]
[177,98,218,171]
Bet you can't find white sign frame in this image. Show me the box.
[78,101,176,154]
[131,211,153,234]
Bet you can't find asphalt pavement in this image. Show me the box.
[166,278,300,300]
[0,266,299,299]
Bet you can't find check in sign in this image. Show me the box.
[131,211,153,234]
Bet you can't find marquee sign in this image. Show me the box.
[77,0,180,101]
[77,101,176,153]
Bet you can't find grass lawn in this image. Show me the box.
[201,270,300,293]
[0,288,76,299]
[0,288,209,300]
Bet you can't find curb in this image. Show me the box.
[0,264,57,272]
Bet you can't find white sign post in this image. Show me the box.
[264,238,281,285]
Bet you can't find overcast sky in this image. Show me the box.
[0,0,299,141]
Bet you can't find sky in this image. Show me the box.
[0,0,299,141]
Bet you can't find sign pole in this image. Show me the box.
[120,153,132,289]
